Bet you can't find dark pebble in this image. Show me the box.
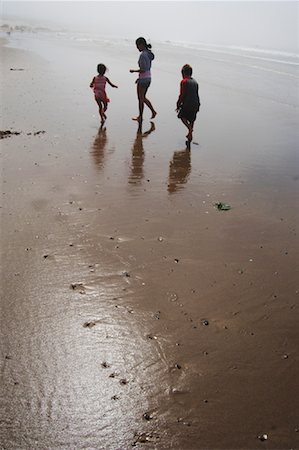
[101,361,110,368]
[83,321,96,328]
[123,271,130,277]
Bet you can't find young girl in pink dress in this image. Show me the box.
[90,64,118,125]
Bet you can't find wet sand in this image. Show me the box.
[1,33,299,449]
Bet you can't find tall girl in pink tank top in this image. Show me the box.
[90,64,118,126]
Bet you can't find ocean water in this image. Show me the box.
[2,24,299,102]
[2,21,299,66]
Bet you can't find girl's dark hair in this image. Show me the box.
[97,63,107,75]
[136,37,152,50]
[182,64,192,76]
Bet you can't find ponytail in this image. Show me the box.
[136,37,152,50]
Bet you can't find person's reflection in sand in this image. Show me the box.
[167,147,191,194]
[91,126,108,170]
[129,121,155,185]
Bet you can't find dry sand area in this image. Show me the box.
[1,33,299,449]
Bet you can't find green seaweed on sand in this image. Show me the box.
[214,202,232,211]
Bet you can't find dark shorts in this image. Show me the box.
[137,78,151,89]
[178,107,199,123]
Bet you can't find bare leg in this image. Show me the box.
[96,98,106,124]
[103,101,108,118]
[189,121,195,141]
[143,85,157,118]
[99,106,106,125]
[181,117,189,130]
[132,84,144,122]
[144,99,157,118]
[133,84,157,122]
[186,120,194,141]
[138,87,145,122]
[181,118,192,138]
[137,84,145,121]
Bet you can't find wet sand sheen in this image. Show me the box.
[1,34,299,449]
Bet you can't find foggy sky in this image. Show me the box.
[1,1,298,52]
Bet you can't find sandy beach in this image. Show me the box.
[1,31,299,449]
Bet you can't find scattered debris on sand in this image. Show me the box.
[214,201,232,211]
[1,130,46,139]
[0,130,21,139]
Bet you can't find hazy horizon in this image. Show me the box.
[1,1,299,53]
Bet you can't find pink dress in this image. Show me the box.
[92,75,110,103]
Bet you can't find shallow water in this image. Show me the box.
[1,32,299,449]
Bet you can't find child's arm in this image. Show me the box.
[130,53,147,74]
[106,77,118,88]
[90,77,95,88]
[176,79,186,110]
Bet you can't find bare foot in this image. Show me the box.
[151,111,157,119]
[132,116,142,123]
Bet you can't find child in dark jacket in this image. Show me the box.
[176,64,200,147]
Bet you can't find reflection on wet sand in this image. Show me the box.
[91,126,108,170]
[129,122,155,184]
[167,148,191,194]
